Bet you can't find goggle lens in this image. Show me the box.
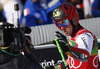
[55,18,70,29]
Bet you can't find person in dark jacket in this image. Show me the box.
[0,38,43,69]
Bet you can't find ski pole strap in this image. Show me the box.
[54,39,67,67]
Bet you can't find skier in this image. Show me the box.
[53,3,98,69]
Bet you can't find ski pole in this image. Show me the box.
[54,39,67,67]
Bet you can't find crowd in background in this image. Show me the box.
[0,0,99,27]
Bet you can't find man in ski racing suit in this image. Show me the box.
[52,3,98,69]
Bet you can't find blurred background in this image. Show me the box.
[0,0,98,26]
[0,0,100,68]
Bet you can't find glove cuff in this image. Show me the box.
[62,45,70,52]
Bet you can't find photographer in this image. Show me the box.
[0,23,43,69]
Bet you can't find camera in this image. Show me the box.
[0,4,33,55]
[0,22,26,54]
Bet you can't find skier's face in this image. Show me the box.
[61,23,73,36]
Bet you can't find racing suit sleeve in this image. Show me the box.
[66,33,93,62]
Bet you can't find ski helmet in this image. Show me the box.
[53,3,79,29]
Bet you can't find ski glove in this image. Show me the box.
[54,31,70,52]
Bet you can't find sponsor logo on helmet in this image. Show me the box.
[53,9,59,17]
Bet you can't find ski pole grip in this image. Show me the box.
[54,39,62,53]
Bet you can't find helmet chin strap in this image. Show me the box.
[70,20,75,35]
[70,20,81,36]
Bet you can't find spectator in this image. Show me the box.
[91,0,100,17]
[24,0,65,27]
[0,0,24,27]
[82,0,93,19]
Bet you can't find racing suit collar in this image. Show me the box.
[71,24,82,37]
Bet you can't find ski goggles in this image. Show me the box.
[54,18,70,29]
